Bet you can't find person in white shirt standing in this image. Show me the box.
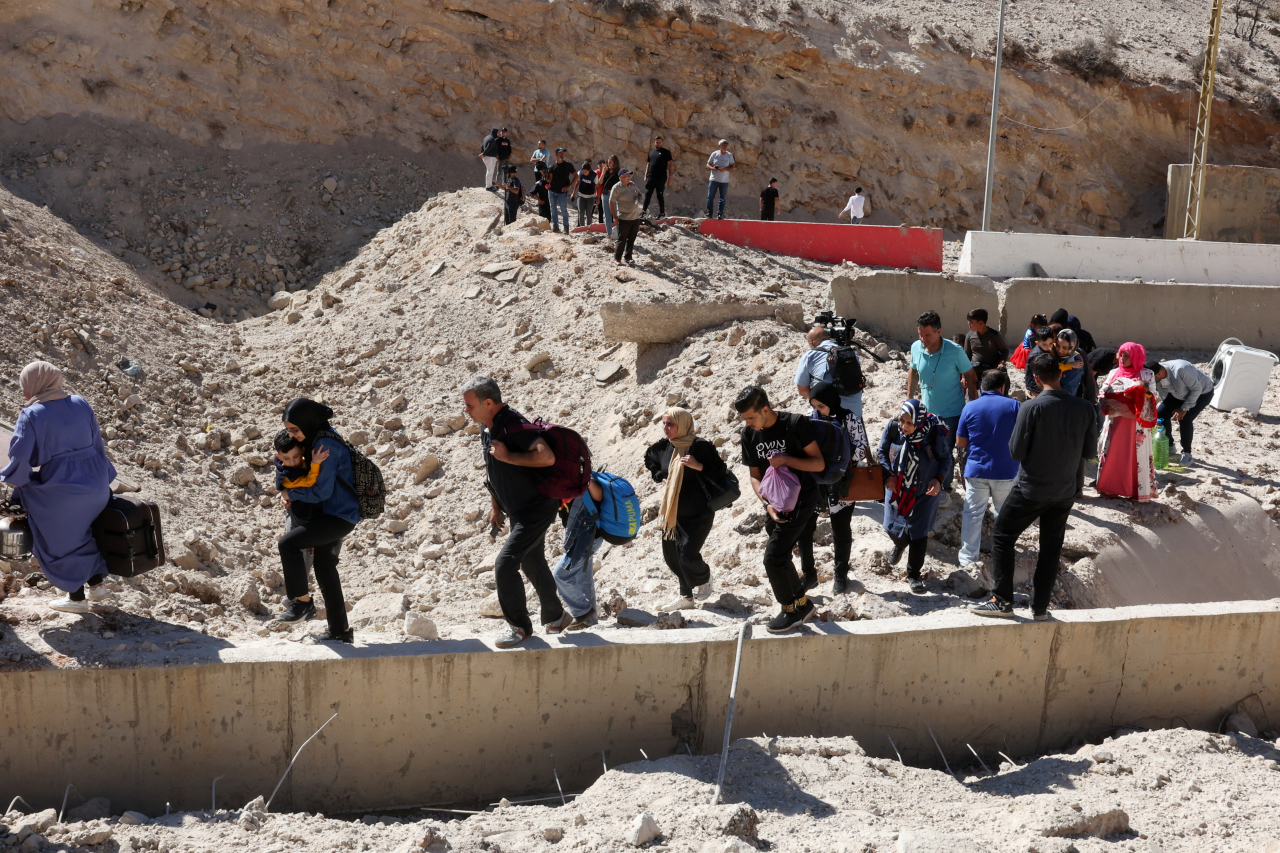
[840,186,867,224]
[705,139,736,220]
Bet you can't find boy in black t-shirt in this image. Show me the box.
[735,385,824,633]
[759,178,780,221]
[500,166,524,225]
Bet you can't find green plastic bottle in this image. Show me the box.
[1153,421,1170,470]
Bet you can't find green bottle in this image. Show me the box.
[1153,421,1170,470]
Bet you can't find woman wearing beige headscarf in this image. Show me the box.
[643,407,727,611]
[1,361,117,613]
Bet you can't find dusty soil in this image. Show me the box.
[5,728,1280,852]
[3,185,1280,669]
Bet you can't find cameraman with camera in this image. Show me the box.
[794,315,865,418]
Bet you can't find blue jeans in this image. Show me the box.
[552,496,600,618]
[549,191,570,231]
[603,202,614,237]
[706,181,728,218]
[958,477,1014,565]
[940,415,960,492]
[850,217,863,225]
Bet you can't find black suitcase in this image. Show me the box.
[92,495,166,577]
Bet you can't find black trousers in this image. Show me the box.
[495,504,564,635]
[887,534,928,578]
[280,514,356,632]
[990,487,1074,613]
[69,573,108,601]
[831,504,854,578]
[643,183,666,217]
[614,218,641,261]
[1156,393,1212,454]
[504,200,520,224]
[763,503,818,605]
[661,512,714,597]
[760,210,775,221]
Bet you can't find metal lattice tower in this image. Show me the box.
[1183,0,1225,240]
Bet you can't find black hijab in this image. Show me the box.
[283,397,334,455]
[809,380,850,421]
[1050,308,1070,326]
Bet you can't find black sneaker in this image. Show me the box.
[316,627,354,643]
[766,597,815,634]
[970,596,1015,618]
[888,543,906,566]
[274,598,318,624]
[908,576,926,594]
[801,573,819,593]
[832,575,851,595]
[1033,610,1050,622]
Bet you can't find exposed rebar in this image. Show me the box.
[551,755,566,806]
[887,735,904,764]
[212,775,226,812]
[926,724,954,777]
[266,712,339,811]
[58,784,84,824]
[966,744,992,775]
[711,621,751,806]
[998,751,1020,769]
[6,796,32,815]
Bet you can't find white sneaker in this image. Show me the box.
[49,596,91,614]
[662,596,695,611]
[1180,452,1194,465]
[86,584,112,602]
[693,581,714,601]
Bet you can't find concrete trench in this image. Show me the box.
[2,602,1277,816]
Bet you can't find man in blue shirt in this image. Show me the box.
[794,325,863,419]
[955,369,1020,568]
[908,309,977,491]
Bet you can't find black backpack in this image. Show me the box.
[826,345,866,396]
[320,430,385,520]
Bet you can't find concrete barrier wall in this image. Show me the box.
[958,230,1280,286]
[3,603,1276,816]
[1165,164,1280,245]
[600,299,803,343]
[830,271,999,343]
[1002,277,1280,352]
[701,220,944,271]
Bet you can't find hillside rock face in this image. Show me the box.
[4,0,1278,236]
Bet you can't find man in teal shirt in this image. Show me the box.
[907,309,978,492]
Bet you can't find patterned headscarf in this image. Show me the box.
[659,407,697,540]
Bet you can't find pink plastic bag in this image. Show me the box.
[760,461,801,513]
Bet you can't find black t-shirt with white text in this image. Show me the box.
[548,161,577,193]
[740,411,819,508]
[646,147,673,184]
[760,186,779,215]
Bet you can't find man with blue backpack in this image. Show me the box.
[552,470,642,631]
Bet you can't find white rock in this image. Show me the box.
[118,811,150,826]
[414,455,441,485]
[627,811,661,846]
[404,612,438,640]
[284,310,303,324]
[542,826,564,842]
[348,593,408,628]
[419,543,447,560]
[229,465,257,486]
[171,548,200,572]
[385,519,409,534]
[479,592,505,618]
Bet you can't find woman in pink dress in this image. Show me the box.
[1096,341,1159,501]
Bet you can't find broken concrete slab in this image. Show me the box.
[479,260,521,277]
[595,361,624,385]
[599,299,804,343]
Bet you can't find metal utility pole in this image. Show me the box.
[981,0,1008,232]
[1183,0,1226,240]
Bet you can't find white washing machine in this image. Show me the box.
[1208,338,1279,414]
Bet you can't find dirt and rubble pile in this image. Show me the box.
[2,186,1280,665]
[6,728,1279,852]
[5,0,1280,238]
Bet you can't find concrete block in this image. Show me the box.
[600,300,803,343]
[1001,277,1280,352]
[830,270,999,342]
[958,230,1280,287]
[1165,164,1280,245]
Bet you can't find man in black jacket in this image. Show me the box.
[496,127,513,174]
[971,352,1098,621]
[479,127,502,191]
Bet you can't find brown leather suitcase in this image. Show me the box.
[92,495,166,577]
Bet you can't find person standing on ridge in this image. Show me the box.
[760,178,780,221]
[480,127,502,191]
[705,139,735,219]
[546,147,578,234]
[840,186,868,224]
[609,169,644,265]
[643,136,675,219]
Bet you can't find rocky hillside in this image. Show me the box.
[4,0,1280,238]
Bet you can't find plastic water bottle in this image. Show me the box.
[1153,421,1170,470]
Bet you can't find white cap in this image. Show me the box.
[718,139,729,145]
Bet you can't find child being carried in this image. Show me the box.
[273,429,330,525]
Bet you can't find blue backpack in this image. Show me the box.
[808,415,852,486]
[583,472,641,541]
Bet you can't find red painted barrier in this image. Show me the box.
[697,220,944,271]
[569,218,686,234]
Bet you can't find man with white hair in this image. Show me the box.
[705,139,736,219]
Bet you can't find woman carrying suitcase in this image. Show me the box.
[1,361,117,613]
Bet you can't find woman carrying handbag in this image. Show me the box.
[806,380,873,594]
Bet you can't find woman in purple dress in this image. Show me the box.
[1,361,117,613]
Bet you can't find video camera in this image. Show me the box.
[813,311,858,346]
[813,311,885,363]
